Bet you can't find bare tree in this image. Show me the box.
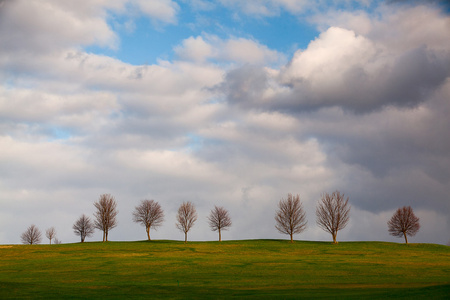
[133,199,165,241]
[93,194,118,242]
[387,206,420,244]
[54,238,62,245]
[73,214,95,243]
[208,206,232,242]
[316,191,350,244]
[45,227,56,245]
[21,224,42,245]
[176,201,198,243]
[275,194,307,243]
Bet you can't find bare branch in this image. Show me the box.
[93,194,118,242]
[275,194,307,243]
[316,191,350,244]
[387,206,420,244]
[21,224,42,245]
[133,199,165,241]
[176,201,197,243]
[73,214,95,243]
[207,206,232,242]
[45,227,56,245]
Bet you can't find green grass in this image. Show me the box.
[0,240,449,299]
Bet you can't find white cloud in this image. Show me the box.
[370,4,450,52]
[311,4,450,52]
[0,0,122,53]
[281,26,379,88]
[134,0,179,24]
[0,0,180,56]
[221,37,281,65]
[175,35,282,65]
[174,36,214,62]
[0,87,117,126]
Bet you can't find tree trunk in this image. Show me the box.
[404,232,408,244]
[219,229,222,242]
[332,232,337,244]
[81,236,85,243]
[184,232,187,243]
[290,233,293,243]
[147,227,151,241]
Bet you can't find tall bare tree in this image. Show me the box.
[93,194,118,242]
[21,224,42,245]
[133,199,165,241]
[387,206,420,244]
[316,191,350,244]
[73,214,95,243]
[208,206,232,242]
[275,194,307,243]
[176,201,197,243]
[45,227,56,245]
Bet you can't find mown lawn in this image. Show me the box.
[0,240,449,299]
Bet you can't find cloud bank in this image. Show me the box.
[0,0,449,245]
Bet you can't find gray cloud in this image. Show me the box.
[216,65,269,108]
[220,36,450,114]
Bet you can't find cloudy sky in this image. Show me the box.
[1,0,449,245]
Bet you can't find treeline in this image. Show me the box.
[20,191,421,245]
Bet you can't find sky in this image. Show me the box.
[1,0,450,245]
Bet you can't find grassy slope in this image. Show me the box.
[0,240,449,299]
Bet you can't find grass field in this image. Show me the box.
[0,240,449,299]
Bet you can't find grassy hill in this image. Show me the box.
[0,240,449,299]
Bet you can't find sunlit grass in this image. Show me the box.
[0,240,449,299]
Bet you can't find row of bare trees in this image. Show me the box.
[275,191,420,244]
[20,225,61,245]
[71,194,231,244]
[21,191,420,245]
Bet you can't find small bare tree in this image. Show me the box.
[208,206,232,242]
[316,191,350,244]
[176,201,198,243]
[387,206,420,244]
[73,214,95,243]
[275,194,307,243]
[45,227,56,245]
[21,224,42,245]
[93,194,118,242]
[54,238,62,245]
[133,199,165,241]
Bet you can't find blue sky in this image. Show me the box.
[86,1,321,65]
[1,0,450,245]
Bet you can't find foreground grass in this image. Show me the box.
[0,240,449,299]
